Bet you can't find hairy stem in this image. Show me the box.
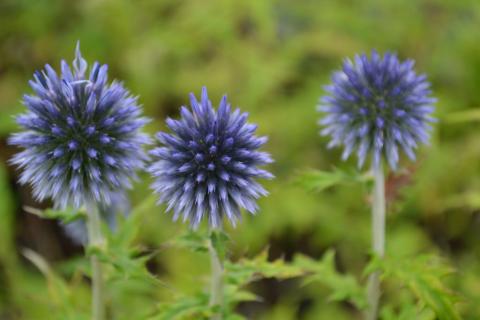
[366,164,385,320]
[86,203,105,320]
[209,236,224,320]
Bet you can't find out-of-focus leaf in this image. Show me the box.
[0,163,15,261]
[443,109,480,123]
[92,245,159,285]
[226,249,305,287]
[109,194,155,246]
[94,195,162,285]
[294,250,367,309]
[443,191,480,210]
[170,230,210,253]
[151,247,304,320]
[223,249,305,315]
[23,206,85,224]
[22,248,89,320]
[367,254,461,320]
[296,168,371,192]
[381,302,435,320]
[148,292,212,320]
[224,314,247,320]
[226,288,259,304]
[210,230,229,261]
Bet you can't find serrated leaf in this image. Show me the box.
[362,253,382,277]
[225,249,305,287]
[293,250,367,309]
[296,168,371,192]
[368,254,461,320]
[96,246,159,284]
[170,230,210,253]
[210,230,229,261]
[224,250,305,317]
[227,289,259,304]
[92,195,162,286]
[381,302,435,320]
[151,247,304,319]
[149,292,212,320]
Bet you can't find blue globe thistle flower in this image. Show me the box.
[9,43,150,208]
[318,51,436,170]
[63,193,130,245]
[149,87,274,228]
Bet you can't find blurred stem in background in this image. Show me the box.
[86,203,105,320]
[209,231,224,320]
[366,164,385,320]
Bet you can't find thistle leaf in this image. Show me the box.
[367,254,461,320]
[296,168,371,192]
[170,230,210,253]
[22,248,89,319]
[148,292,211,320]
[225,249,305,287]
[23,206,84,224]
[293,250,367,309]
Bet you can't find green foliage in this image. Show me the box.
[24,195,159,285]
[381,303,435,320]
[367,254,461,320]
[1,0,479,318]
[149,292,212,320]
[294,250,367,309]
[170,230,210,253]
[155,231,305,319]
[225,249,305,288]
[443,109,480,123]
[99,195,160,284]
[210,231,230,261]
[296,168,371,192]
[23,206,84,224]
[225,250,304,294]
[0,162,15,292]
[22,248,89,320]
[223,250,306,317]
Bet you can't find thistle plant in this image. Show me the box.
[149,87,273,318]
[63,192,130,245]
[9,43,150,320]
[318,51,436,319]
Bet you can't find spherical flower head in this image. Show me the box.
[9,43,150,208]
[318,51,436,170]
[149,87,274,229]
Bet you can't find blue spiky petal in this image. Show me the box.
[9,43,150,208]
[318,51,436,170]
[149,87,274,228]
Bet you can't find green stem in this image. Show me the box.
[86,203,105,320]
[209,235,224,320]
[366,163,385,320]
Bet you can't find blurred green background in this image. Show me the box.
[0,0,479,319]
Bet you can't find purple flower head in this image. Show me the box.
[149,87,274,229]
[9,43,150,208]
[318,51,436,170]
